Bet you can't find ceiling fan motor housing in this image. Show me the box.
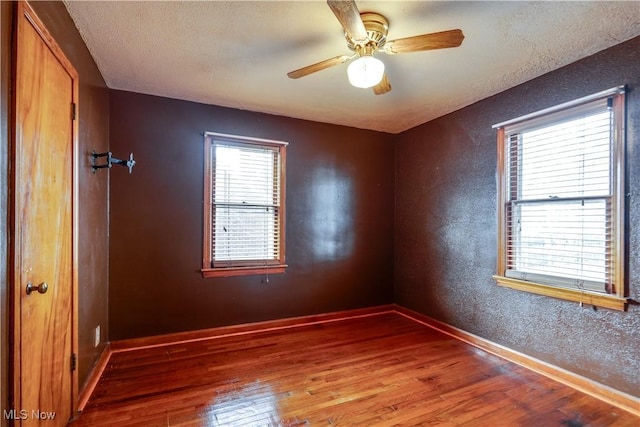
[346,12,389,52]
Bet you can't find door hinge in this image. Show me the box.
[71,102,77,121]
[71,353,77,371]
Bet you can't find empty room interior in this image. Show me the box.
[1,1,639,426]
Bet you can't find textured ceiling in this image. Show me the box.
[63,1,640,134]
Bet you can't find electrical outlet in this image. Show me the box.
[94,325,101,348]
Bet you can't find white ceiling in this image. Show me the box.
[62,1,640,134]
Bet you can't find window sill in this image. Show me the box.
[493,275,628,311]
[202,264,288,278]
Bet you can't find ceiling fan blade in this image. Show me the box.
[327,0,368,43]
[384,29,464,55]
[287,55,352,79]
[372,73,391,95]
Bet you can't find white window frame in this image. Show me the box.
[202,132,287,278]
[493,87,628,310]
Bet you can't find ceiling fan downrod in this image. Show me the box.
[346,12,389,53]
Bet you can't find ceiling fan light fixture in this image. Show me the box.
[347,55,384,89]
[288,2,465,94]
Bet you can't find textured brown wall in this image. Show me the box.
[1,3,12,425]
[395,36,640,396]
[108,90,395,340]
[26,1,110,388]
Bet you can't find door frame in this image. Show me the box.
[9,0,79,420]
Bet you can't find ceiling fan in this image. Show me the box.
[287,0,465,95]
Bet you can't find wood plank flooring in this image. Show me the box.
[68,313,639,426]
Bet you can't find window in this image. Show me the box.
[493,87,628,310]
[202,132,287,278]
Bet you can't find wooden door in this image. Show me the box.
[11,2,78,425]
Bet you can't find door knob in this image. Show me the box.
[26,282,48,295]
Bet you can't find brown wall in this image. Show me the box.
[395,35,640,397]
[1,3,12,425]
[21,1,110,389]
[108,91,395,340]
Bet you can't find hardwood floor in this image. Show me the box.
[69,313,638,426]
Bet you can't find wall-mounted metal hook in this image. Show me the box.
[92,150,136,174]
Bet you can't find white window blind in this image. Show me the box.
[494,87,626,299]
[213,142,281,263]
[203,133,287,273]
